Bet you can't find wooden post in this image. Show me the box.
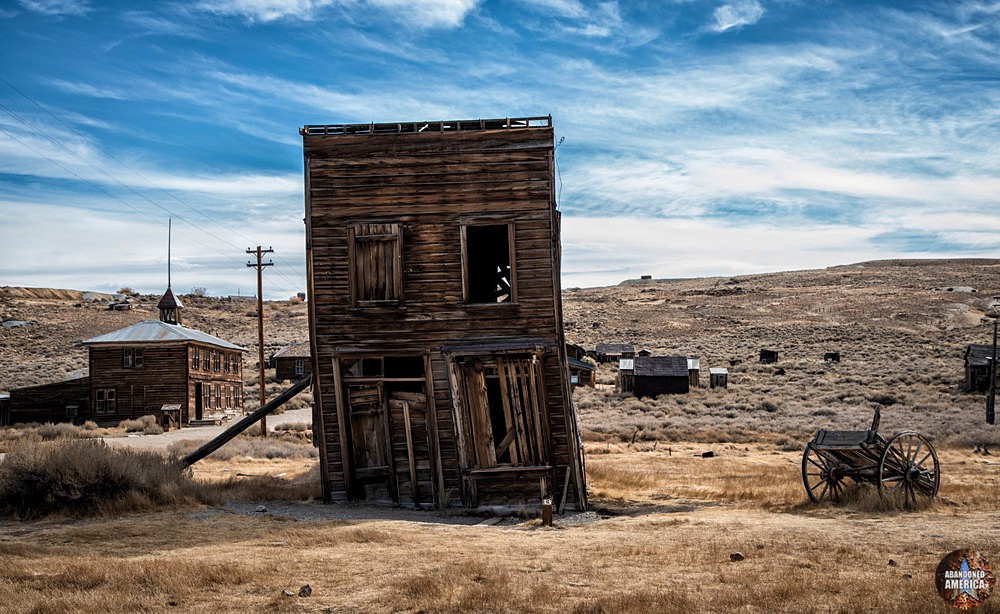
[247,246,274,437]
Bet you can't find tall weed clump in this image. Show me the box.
[0,439,219,518]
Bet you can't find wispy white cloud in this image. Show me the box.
[710,0,764,33]
[17,0,90,16]
[194,0,479,28]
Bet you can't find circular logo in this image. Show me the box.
[936,549,995,610]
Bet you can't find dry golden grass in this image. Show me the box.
[2,444,1000,613]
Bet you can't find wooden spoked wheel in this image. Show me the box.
[877,432,940,507]
[802,443,846,503]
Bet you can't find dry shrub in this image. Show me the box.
[167,431,317,460]
[212,463,321,502]
[36,422,86,440]
[0,439,220,518]
[118,415,158,433]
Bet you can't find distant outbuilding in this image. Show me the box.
[965,344,996,392]
[597,343,635,363]
[617,358,635,393]
[270,342,312,381]
[633,356,689,398]
[687,357,701,388]
[759,349,779,364]
[824,352,841,363]
[709,367,729,389]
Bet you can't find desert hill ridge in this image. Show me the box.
[2,258,998,447]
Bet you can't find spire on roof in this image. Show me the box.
[158,288,183,324]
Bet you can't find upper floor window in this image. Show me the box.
[123,348,144,369]
[202,349,210,371]
[349,222,403,307]
[213,351,221,372]
[231,355,240,373]
[192,347,200,370]
[224,353,231,373]
[462,223,516,304]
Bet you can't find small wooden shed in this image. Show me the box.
[965,344,996,392]
[633,356,689,398]
[687,357,700,388]
[271,342,312,381]
[617,358,635,393]
[709,367,729,389]
[759,349,779,364]
[596,343,635,363]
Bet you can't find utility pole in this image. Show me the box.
[988,316,998,425]
[247,246,274,437]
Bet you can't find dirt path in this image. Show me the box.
[101,407,314,452]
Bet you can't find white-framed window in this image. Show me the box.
[95,388,116,414]
[295,359,305,376]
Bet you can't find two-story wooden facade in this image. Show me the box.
[302,117,587,510]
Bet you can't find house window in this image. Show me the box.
[226,385,232,409]
[202,385,211,411]
[462,223,515,304]
[235,385,242,408]
[349,222,403,307]
[123,348,142,368]
[457,355,544,468]
[202,349,210,371]
[95,388,116,414]
[210,385,217,410]
[192,347,200,369]
[224,353,231,373]
[232,355,240,373]
[213,351,221,372]
[295,360,305,376]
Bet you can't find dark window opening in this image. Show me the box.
[384,356,424,378]
[465,224,514,303]
[345,357,384,377]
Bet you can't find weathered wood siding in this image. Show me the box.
[87,344,242,424]
[275,356,312,381]
[9,377,90,424]
[303,121,586,509]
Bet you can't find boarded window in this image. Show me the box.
[462,223,515,303]
[459,356,545,469]
[349,222,403,307]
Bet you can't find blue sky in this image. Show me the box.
[1,0,998,299]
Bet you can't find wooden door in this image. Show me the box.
[346,383,394,502]
[387,389,434,507]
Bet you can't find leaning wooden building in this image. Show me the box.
[301,117,587,510]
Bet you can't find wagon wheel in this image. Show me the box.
[877,432,940,508]
[802,443,847,503]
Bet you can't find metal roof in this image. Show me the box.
[597,343,635,355]
[709,368,729,375]
[687,358,700,370]
[568,357,596,371]
[966,344,997,367]
[634,356,688,378]
[271,342,311,359]
[83,319,245,351]
[156,287,183,310]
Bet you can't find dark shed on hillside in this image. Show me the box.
[0,393,9,426]
[965,344,996,392]
[760,349,779,364]
[596,343,635,363]
[633,356,690,398]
